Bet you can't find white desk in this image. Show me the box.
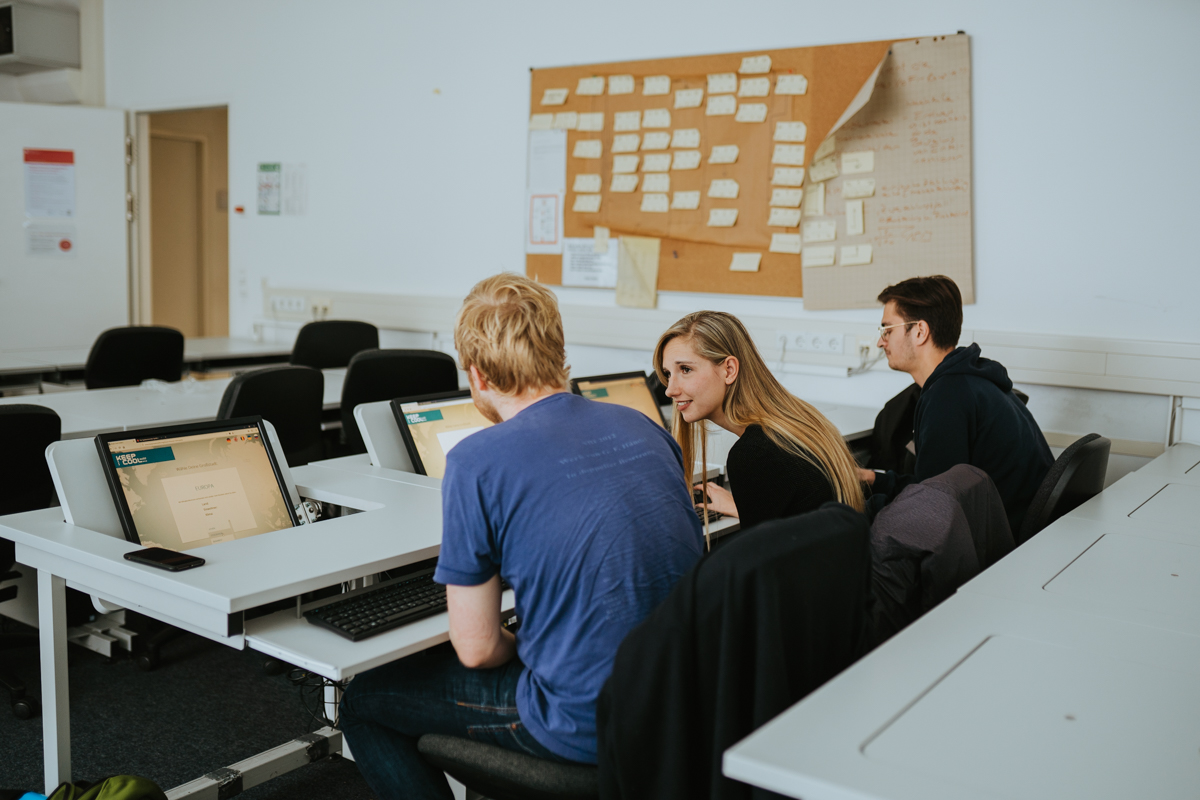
[0,370,345,438]
[724,443,1200,800]
[182,337,291,366]
[811,401,878,442]
[0,468,482,794]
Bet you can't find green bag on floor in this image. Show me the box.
[47,776,166,800]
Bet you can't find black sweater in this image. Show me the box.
[725,424,835,530]
[877,343,1054,534]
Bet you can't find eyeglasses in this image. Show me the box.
[877,322,916,340]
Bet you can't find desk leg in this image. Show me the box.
[38,570,70,791]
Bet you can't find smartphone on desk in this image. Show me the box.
[124,547,205,572]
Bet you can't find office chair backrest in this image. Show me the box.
[85,325,185,389]
[216,366,324,466]
[1017,433,1110,544]
[340,349,459,454]
[290,320,379,370]
[0,405,61,575]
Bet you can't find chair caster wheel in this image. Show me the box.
[13,697,39,720]
[135,651,160,672]
[262,658,288,676]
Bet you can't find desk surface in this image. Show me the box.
[0,338,290,375]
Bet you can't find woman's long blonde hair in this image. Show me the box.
[653,311,866,513]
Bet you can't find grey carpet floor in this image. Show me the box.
[0,618,375,799]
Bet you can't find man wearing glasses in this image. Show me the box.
[860,275,1053,535]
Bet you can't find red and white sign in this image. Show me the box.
[24,148,76,218]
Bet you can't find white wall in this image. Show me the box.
[101,0,1200,347]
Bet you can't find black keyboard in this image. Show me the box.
[694,506,724,522]
[304,567,446,642]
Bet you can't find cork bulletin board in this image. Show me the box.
[524,33,973,309]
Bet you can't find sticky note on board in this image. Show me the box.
[529,113,553,130]
[813,136,836,162]
[707,95,737,115]
[614,111,641,132]
[708,179,739,199]
[774,121,807,142]
[573,140,602,159]
[802,245,836,267]
[577,76,605,95]
[541,88,569,105]
[738,77,771,97]
[775,74,808,95]
[612,155,639,173]
[573,174,601,193]
[803,183,825,216]
[594,226,610,253]
[729,252,762,272]
[641,132,671,150]
[552,112,578,130]
[735,103,768,123]
[641,193,670,213]
[573,194,602,213]
[739,55,772,74]
[675,88,704,108]
[841,244,873,266]
[577,112,604,131]
[808,157,839,183]
[771,167,805,186]
[707,208,739,227]
[642,173,670,193]
[772,144,806,165]
[768,208,802,227]
[843,178,876,199]
[671,128,701,148]
[803,219,836,242]
[769,233,802,254]
[611,174,639,192]
[616,235,660,309]
[671,150,701,170]
[671,190,700,209]
[608,75,635,95]
[643,108,672,128]
[709,145,739,164]
[707,73,738,94]
[770,188,803,207]
[643,75,671,95]
[845,200,865,235]
[841,151,875,174]
[643,153,672,172]
[612,134,640,153]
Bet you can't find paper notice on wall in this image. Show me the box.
[526,192,564,252]
[257,163,282,215]
[528,129,568,190]
[562,237,619,288]
[24,221,76,256]
[282,163,308,215]
[616,235,660,308]
[24,149,75,217]
[526,129,567,254]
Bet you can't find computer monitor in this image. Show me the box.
[391,390,495,479]
[95,417,299,551]
[570,371,667,428]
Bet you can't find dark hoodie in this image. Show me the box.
[877,343,1053,534]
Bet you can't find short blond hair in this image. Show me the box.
[454,273,569,396]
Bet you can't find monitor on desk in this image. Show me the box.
[95,417,299,551]
[391,390,494,479]
[570,371,667,428]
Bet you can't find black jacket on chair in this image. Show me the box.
[596,504,871,800]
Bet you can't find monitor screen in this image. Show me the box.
[97,419,297,551]
[392,391,495,479]
[572,372,666,428]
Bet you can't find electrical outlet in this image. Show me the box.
[269,295,306,313]
[823,333,845,354]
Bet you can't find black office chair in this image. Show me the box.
[339,349,459,454]
[418,736,597,800]
[217,366,325,467]
[1016,433,1111,544]
[289,320,379,370]
[0,405,62,719]
[85,325,184,389]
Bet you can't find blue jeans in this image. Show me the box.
[339,643,569,800]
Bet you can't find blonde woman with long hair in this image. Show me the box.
[654,311,866,529]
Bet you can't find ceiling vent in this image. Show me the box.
[0,2,80,75]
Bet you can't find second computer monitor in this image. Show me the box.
[391,390,495,479]
[570,371,667,428]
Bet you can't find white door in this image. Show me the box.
[0,102,128,350]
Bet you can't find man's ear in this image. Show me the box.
[913,321,932,347]
[468,364,489,392]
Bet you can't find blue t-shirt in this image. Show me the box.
[434,392,703,762]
